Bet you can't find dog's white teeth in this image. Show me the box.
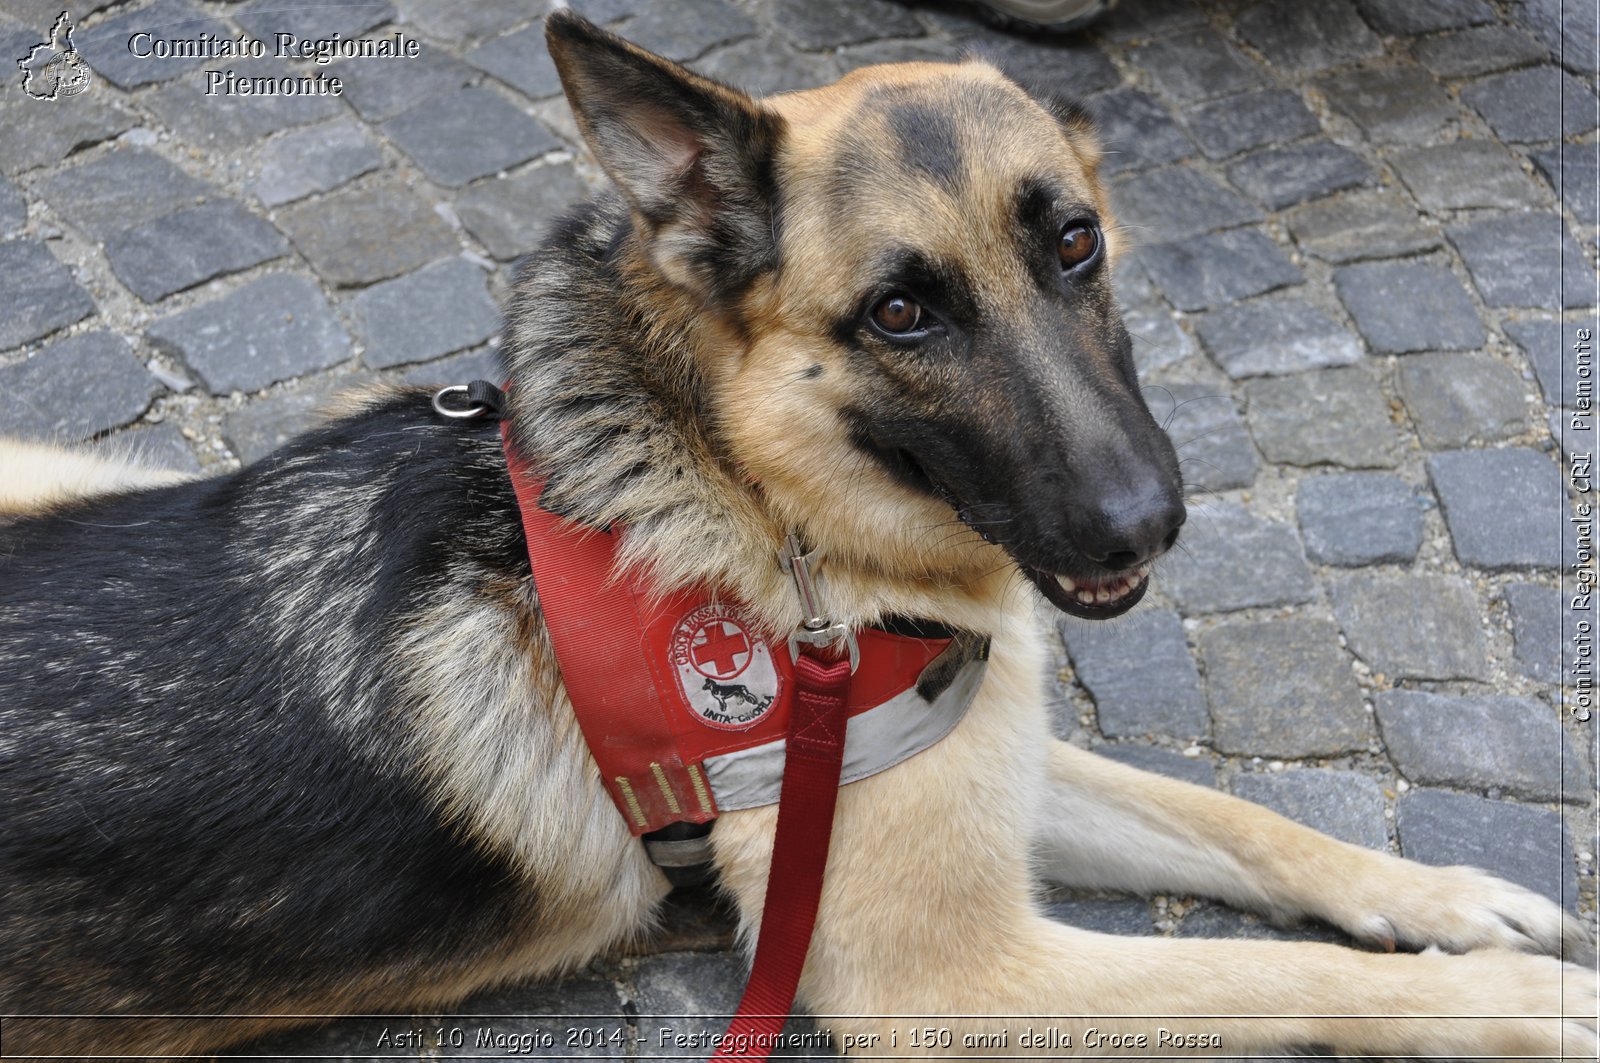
[1056,575,1076,592]
[1074,588,1095,604]
[1094,588,1112,603]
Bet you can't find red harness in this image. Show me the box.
[498,424,959,1060]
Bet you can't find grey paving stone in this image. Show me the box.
[1428,447,1567,570]
[622,0,759,62]
[353,258,500,369]
[232,0,394,42]
[1126,29,1266,103]
[1093,743,1218,789]
[1112,167,1262,243]
[1377,690,1588,803]
[253,119,382,208]
[103,202,288,303]
[1097,0,1206,39]
[1043,896,1155,935]
[767,0,920,49]
[833,37,961,72]
[34,147,212,242]
[384,87,560,187]
[1398,352,1528,448]
[1124,303,1196,376]
[466,22,563,100]
[1183,89,1320,161]
[1088,89,1194,176]
[1144,385,1259,491]
[1316,66,1460,144]
[401,346,505,387]
[0,239,95,349]
[633,952,746,1054]
[396,0,539,45]
[1412,24,1551,78]
[224,374,376,464]
[1194,295,1363,379]
[1059,608,1207,740]
[1199,618,1371,758]
[333,43,477,121]
[108,422,202,474]
[1532,144,1600,226]
[1391,141,1548,212]
[0,175,23,236]
[1329,571,1489,681]
[1139,228,1302,313]
[1333,260,1486,354]
[1460,65,1598,143]
[72,0,225,88]
[0,91,134,176]
[144,59,345,150]
[1398,789,1578,909]
[455,163,585,261]
[1234,0,1383,74]
[1160,502,1315,616]
[444,974,627,1058]
[1227,141,1373,211]
[699,37,844,95]
[1295,472,1424,566]
[146,274,351,394]
[1514,0,1600,76]
[1354,0,1495,34]
[1284,188,1441,265]
[1504,581,1565,683]
[1449,213,1595,310]
[1505,318,1594,408]
[1244,366,1406,469]
[966,33,1120,98]
[1230,769,1388,848]
[0,332,158,442]
[276,177,459,287]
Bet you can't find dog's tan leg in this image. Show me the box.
[1035,741,1592,958]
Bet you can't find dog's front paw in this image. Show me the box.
[1322,854,1594,959]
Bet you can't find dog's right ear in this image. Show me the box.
[545,11,785,299]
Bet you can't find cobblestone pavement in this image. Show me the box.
[2,0,1597,1057]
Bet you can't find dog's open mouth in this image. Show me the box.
[1026,564,1150,621]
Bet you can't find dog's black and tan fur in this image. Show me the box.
[1,13,1594,1059]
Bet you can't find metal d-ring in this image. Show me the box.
[432,384,491,419]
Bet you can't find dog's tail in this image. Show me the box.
[0,437,193,515]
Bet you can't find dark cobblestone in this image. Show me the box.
[145,60,345,150]
[1532,143,1600,226]
[224,374,377,464]
[1226,141,1373,211]
[1194,295,1362,379]
[1334,260,1486,354]
[970,34,1120,98]
[1183,89,1319,161]
[1390,140,1548,212]
[1126,28,1266,103]
[105,201,288,303]
[1513,0,1600,77]
[0,239,95,349]
[1284,188,1440,265]
[1354,0,1496,35]
[1244,366,1407,469]
[392,0,534,44]
[0,92,133,176]
[446,974,627,1057]
[1230,769,1388,849]
[1448,213,1594,310]
[455,163,586,261]
[1398,352,1528,449]
[353,258,500,369]
[1200,617,1371,758]
[701,37,843,94]
[1043,897,1155,936]
[1428,447,1567,570]
[1460,65,1599,143]
[1112,167,1262,242]
[1398,790,1578,908]
[232,0,394,42]
[1060,608,1207,740]
[276,176,460,287]
[35,147,212,242]
[1316,65,1460,144]
[1139,228,1302,312]
[466,23,564,100]
[633,952,746,1047]
[72,0,225,88]
[767,0,920,50]
[1505,318,1594,408]
[1088,89,1194,175]
[1144,385,1259,491]
[384,87,561,187]
[146,274,351,394]
[0,332,158,441]
[253,119,383,208]
[1160,502,1315,616]
[1503,582,1566,684]
[1295,472,1424,566]
[334,44,478,121]
[621,0,759,62]
[1093,744,1217,789]
[1233,0,1383,73]
[113,423,202,472]
[1412,24,1551,78]
[0,175,24,236]
[401,346,505,387]
[1097,0,1206,40]
[1376,690,1588,803]
[1330,571,1490,681]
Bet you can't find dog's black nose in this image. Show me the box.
[1071,486,1186,571]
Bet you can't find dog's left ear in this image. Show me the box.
[546,11,785,298]
[1037,93,1104,174]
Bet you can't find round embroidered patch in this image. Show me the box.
[670,604,781,730]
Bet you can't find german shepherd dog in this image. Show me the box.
[1,12,1594,1059]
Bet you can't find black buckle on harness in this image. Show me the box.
[643,820,717,888]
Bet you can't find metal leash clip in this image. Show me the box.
[781,533,860,673]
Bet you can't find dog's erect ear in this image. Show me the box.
[545,11,785,298]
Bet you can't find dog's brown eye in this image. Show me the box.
[870,294,923,335]
[1059,224,1100,270]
